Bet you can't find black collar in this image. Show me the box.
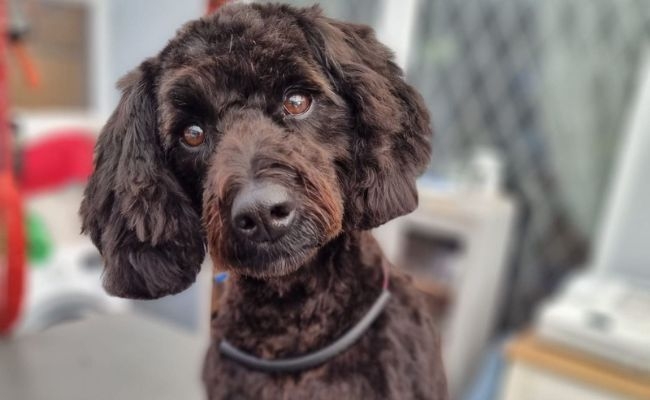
[219,265,391,373]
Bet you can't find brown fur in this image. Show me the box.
[80,3,447,399]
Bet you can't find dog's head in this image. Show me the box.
[80,3,431,299]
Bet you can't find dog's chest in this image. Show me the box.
[204,297,444,400]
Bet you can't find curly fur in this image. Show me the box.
[80,3,447,399]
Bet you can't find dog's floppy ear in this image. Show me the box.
[79,59,205,299]
[303,10,432,229]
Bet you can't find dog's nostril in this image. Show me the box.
[270,203,292,220]
[235,215,256,231]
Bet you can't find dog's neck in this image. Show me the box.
[216,231,385,359]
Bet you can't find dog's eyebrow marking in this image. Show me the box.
[161,66,216,109]
[290,62,343,107]
[168,83,211,112]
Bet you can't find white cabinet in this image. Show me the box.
[500,334,650,400]
[374,185,517,397]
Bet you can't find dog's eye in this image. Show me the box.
[283,92,312,116]
[182,125,205,147]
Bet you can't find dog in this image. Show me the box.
[80,3,447,399]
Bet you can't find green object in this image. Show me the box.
[26,212,52,265]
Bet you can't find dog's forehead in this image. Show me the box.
[163,4,314,70]
[157,5,331,100]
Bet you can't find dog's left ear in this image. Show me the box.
[302,10,433,230]
[79,59,205,299]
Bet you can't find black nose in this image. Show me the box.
[231,182,297,242]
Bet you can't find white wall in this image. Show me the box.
[593,50,650,281]
[106,0,205,110]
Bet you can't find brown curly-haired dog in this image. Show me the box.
[80,3,447,399]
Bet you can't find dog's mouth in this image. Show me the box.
[224,220,323,278]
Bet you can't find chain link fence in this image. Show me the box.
[407,0,649,328]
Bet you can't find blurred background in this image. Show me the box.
[0,0,649,399]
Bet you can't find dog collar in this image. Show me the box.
[219,265,391,373]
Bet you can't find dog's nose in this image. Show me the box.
[231,182,296,242]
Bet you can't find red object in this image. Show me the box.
[207,0,232,14]
[0,173,25,334]
[21,130,95,195]
[0,0,25,335]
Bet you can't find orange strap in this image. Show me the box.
[11,40,40,88]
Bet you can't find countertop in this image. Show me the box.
[0,313,208,400]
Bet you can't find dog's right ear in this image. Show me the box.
[80,59,205,299]
[299,9,433,230]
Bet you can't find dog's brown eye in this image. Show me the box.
[182,125,205,147]
[283,92,312,116]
